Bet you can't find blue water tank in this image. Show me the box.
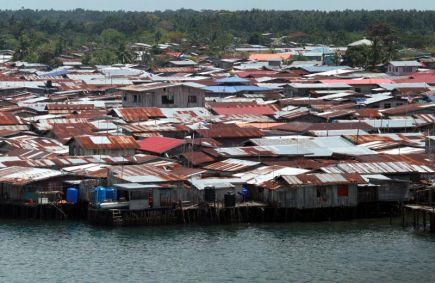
[105,188,117,201]
[93,187,106,204]
[66,187,79,204]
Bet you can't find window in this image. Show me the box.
[133,95,138,103]
[188,95,197,103]
[337,185,349,197]
[384,103,391,109]
[123,95,127,101]
[162,95,174,104]
[316,186,327,201]
[355,88,362,93]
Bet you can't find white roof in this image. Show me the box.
[389,61,423,67]
[348,39,373,47]
[235,166,310,185]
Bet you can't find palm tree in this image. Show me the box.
[117,44,135,64]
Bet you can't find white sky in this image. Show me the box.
[2,0,435,11]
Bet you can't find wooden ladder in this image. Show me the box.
[111,209,123,226]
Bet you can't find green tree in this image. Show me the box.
[117,44,136,64]
[98,28,125,47]
[13,34,32,61]
[367,22,398,67]
[36,43,57,65]
[344,45,371,68]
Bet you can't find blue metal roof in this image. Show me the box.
[215,76,250,84]
[203,85,274,93]
[38,69,70,77]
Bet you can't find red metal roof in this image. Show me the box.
[137,137,185,154]
[395,71,435,84]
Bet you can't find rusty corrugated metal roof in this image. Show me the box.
[121,123,189,134]
[344,133,425,145]
[51,123,97,143]
[180,152,215,166]
[2,135,69,154]
[120,82,176,92]
[273,122,374,133]
[282,173,367,186]
[321,161,435,174]
[315,109,355,119]
[46,103,96,111]
[196,124,264,139]
[153,67,197,73]
[0,112,25,125]
[111,107,165,122]
[0,166,63,186]
[210,103,279,116]
[381,102,435,116]
[414,114,435,123]
[204,158,260,172]
[72,135,139,150]
[109,164,182,182]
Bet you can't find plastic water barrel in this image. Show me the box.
[105,188,117,201]
[66,187,79,204]
[242,188,249,201]
[94,187,106,204]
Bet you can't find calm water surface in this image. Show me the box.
[0,219,434,282]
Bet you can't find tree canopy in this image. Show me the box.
[1,9,434,65]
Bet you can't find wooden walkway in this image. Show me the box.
[403,204,435,233]
[181,201,268,211]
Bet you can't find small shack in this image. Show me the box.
[0,166,66,203]
[260,173,366,209]
[114,183,172,210]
